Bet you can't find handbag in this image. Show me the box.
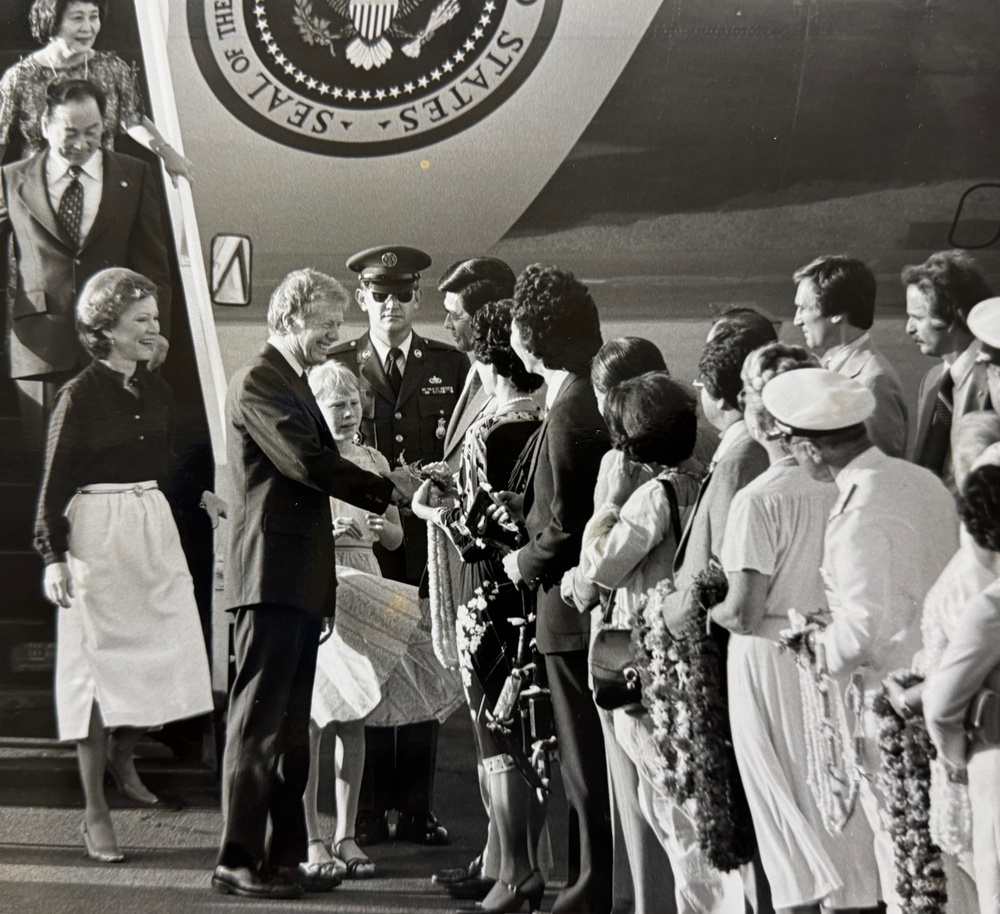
[590,475,682,710]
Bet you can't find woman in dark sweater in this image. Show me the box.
[35,267,213,862]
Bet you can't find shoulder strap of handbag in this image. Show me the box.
[600,475,683,626]
[661,474,682,543]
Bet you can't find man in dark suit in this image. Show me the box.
[0,78,170,446]
[438,256,517,470]
[329,245,469,846]
[214,268,416,900]
[903,250,993,490]
[497,263,613,914]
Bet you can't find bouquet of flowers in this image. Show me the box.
[638,565,756,872]
[873,671,948,914]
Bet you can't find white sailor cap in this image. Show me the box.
[762,368,875,437]
[968,297,1000,349]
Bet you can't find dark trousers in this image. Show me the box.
[217,604,321,870]
[546,650,613,914]
[359,719,439,816]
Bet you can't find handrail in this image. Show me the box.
[132,0,228,462]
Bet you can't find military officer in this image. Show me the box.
[329,245,469,847]
[763,368,958,914]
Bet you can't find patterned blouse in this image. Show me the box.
[0,51,144,156]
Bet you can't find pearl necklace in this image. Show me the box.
[499,395,533,410]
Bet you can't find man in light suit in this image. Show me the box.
[214,268,415,900]
[904,250,993,489]
[0,78,170,445]
[438,256,519,469]
[496,263,613,914]
[663,315,776,914]
[764,368,958,914]
[792,255,907,456]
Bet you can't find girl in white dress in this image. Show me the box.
[302,361,461,878]
[710,343,879,913]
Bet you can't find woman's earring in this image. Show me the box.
[353,431,362,445]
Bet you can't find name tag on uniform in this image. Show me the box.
[421,385,455,395]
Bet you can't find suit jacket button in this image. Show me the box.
[394,434,404,443]
[394,411,402,420]
[74,259,82,265]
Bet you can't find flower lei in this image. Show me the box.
[401,456,461,669]
[872,671,948,914]
[779,611,861,835]
[455,582,498,688]
[637,568,756,872]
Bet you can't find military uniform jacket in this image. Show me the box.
[330,330,469,581]
[221,344,394,617]
[0,149,170,379]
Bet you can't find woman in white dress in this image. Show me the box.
[34,268,214,862]
[302,361,461,878]
[709,342,879,913]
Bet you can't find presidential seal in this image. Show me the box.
[189,0,561,155]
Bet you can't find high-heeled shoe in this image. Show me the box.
[456,869,544,914]
[82,821,124,863]
[107,757,159,806]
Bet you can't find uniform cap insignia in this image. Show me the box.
[382,251,398,267]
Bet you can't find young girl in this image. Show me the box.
[303,361,461,878]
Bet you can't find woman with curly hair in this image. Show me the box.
[709,344,880,913]
[34,268,213,862]
[924,461,1000,914]
[413,298,546,914]
[0,0,191,180]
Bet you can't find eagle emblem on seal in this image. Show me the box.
[294,0,461,71]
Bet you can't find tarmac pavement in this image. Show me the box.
[0,714,568,914]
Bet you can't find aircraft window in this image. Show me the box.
[211,234,253,306]
[949,183,1000,250]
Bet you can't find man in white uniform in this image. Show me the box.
[763,369,958,914]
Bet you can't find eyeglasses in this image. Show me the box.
[369,290,414,303]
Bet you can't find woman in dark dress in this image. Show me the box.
[413,299,546,914]
[35,268,213,862]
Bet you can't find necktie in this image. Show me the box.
[920,370,955,477]
[385,347,403,399]
[57,165,84,247]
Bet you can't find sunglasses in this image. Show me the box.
[369,290,414,303]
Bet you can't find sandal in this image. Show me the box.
[334,836,376,879]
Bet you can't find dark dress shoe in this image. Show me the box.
[447,874,497,900]
[271,861,342,893]
[355,811,390,846]
[211,865,304,899]
[433,854,484,885]
[396,812,450,845]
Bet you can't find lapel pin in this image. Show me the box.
[436,417,447,439]
[414,348,422,359]
[361,349,371,360]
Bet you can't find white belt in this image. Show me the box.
[77,481,158,496]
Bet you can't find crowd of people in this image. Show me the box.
[3,3,1000,914]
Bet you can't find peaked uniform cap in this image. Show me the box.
[967,297,1000,348]
[762,367,875,436]
[347,245,431,286]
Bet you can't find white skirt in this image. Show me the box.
[311,550,463,727]
[728,633,879,909]
[56,482,214,741]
